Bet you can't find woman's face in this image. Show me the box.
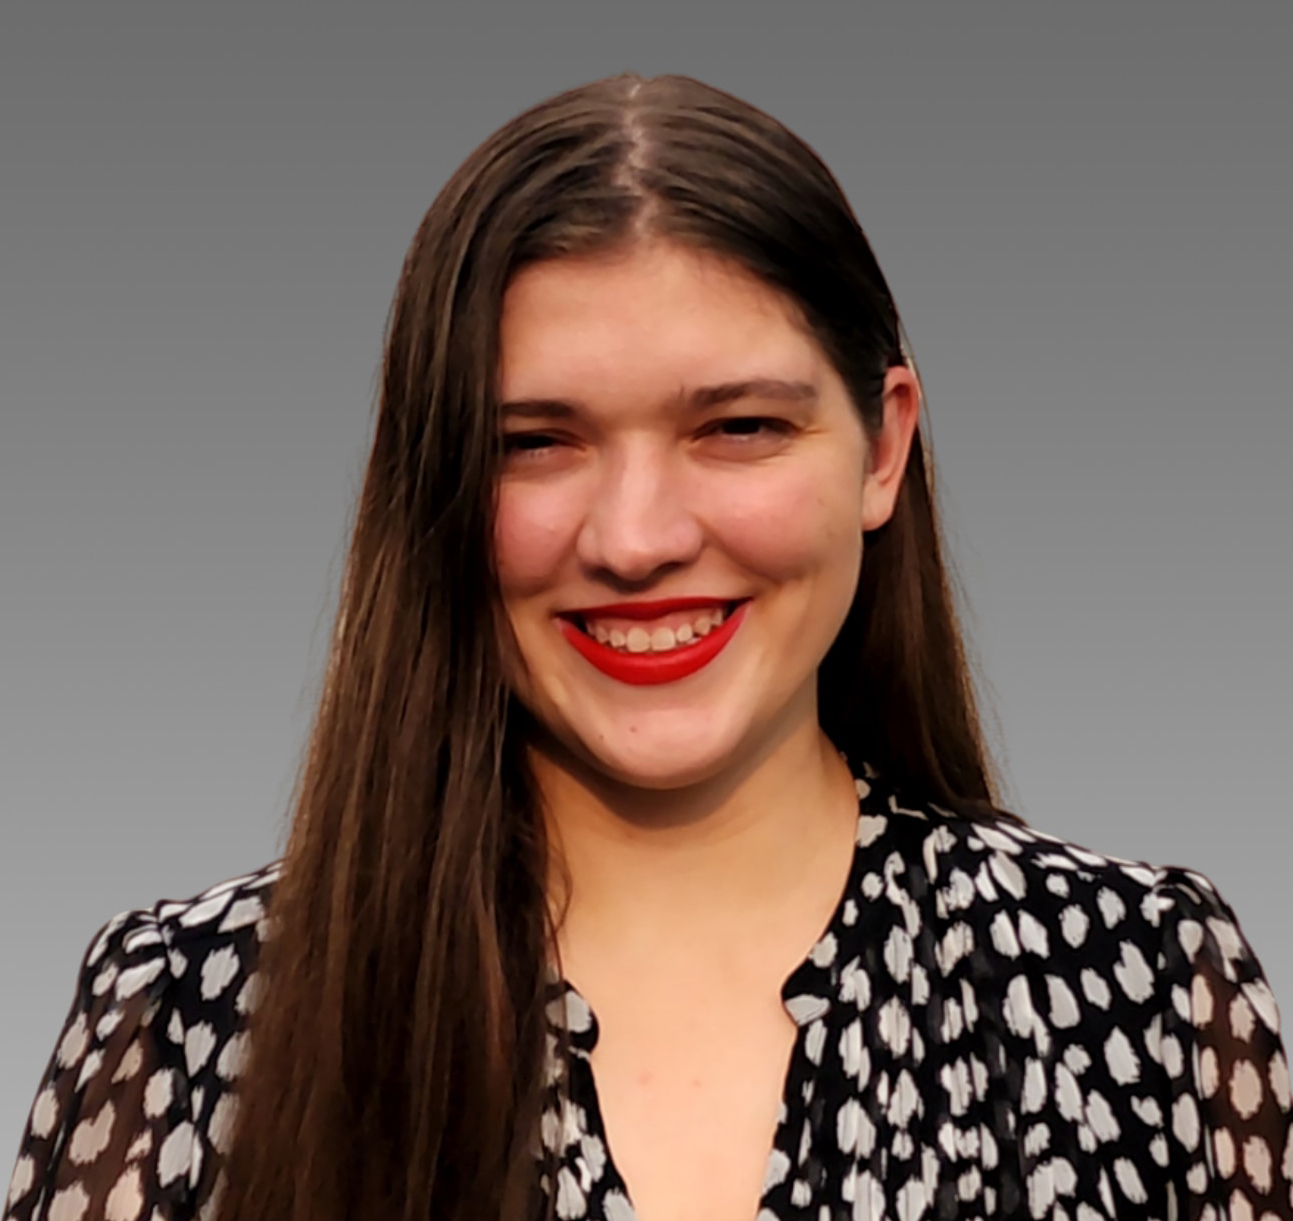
[493,238,916,791]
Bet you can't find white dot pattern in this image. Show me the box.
[3,767,1291,1219]
[536,768,1293,1219]
[2,869,275,1220]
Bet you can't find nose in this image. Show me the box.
[575,441,704,585]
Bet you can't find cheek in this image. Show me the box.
[705,466,862,581]
[494,484,578,598]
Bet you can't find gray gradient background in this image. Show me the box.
[2,1,1290,1151]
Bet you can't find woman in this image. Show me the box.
[5,71,1290,1221]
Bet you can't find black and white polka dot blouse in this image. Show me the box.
[6,765,1292,1220]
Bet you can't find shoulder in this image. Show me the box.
[856,771,1261,995]
[78,853,285,1034]
[4,863,287,1219]
[81,858,284,1001]
[842,773,1292,1215]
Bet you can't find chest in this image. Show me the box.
[580,983,802,1221]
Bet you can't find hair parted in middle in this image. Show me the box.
[213,71,1018,1221]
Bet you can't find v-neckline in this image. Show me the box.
[541,779,879,1219]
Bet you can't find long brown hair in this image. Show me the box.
[214,71,1021,1221]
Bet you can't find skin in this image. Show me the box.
[493,237,920,1220]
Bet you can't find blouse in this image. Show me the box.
[5,763,1292,1220]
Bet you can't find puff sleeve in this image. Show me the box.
[4,907,197,1221]
[1157,866,1293,1219]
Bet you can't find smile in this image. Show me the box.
[555,597,750,686]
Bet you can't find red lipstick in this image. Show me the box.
[557,599,749,686]
[568,596,738,619]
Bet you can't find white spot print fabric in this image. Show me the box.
[6,766,1293,1220]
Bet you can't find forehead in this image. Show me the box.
[496,241,824,403]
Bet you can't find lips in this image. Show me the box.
[556,598,751,686]
[564,596,745,622]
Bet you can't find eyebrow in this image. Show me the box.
[498,377,819,420]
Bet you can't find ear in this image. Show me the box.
[860,364,921,533]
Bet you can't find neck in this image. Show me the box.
[533,720,860,967]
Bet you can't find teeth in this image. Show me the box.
[649,626,674,652]
[583,607,731,654]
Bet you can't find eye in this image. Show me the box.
[705,417,795,442]
[501,431,563,457]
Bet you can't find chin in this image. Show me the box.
[591,756,731,793]
[580,719,768,793]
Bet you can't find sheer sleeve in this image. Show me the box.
[1157,865,1293,1220]
[4,906,196,1221]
